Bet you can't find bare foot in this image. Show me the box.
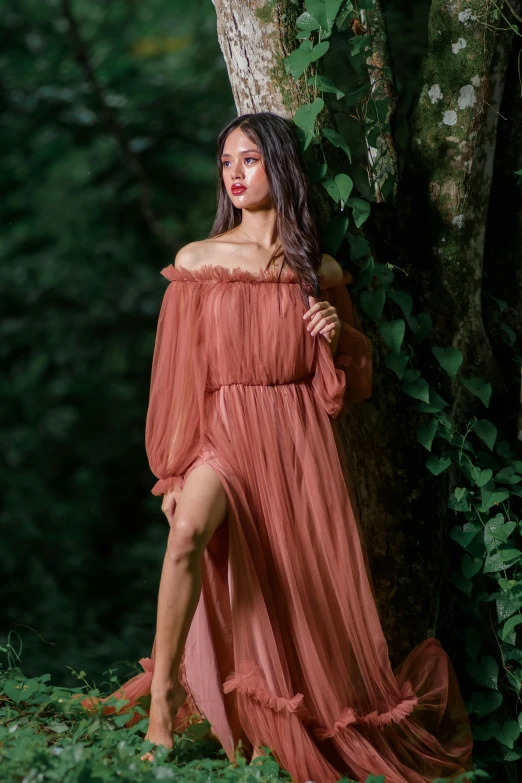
[251,744,266,763]
[140,681,187,762]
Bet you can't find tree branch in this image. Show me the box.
[60,0,175,251]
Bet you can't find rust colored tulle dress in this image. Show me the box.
[76,262,473,783]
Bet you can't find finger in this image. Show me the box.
[306,307,334,332]
[304,302,330,326]
[302,296,323,320]
[311,315,337,337]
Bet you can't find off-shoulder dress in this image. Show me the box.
[77,262,473,783]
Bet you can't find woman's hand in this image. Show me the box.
[303,296,341,352]
[161,488,180,526]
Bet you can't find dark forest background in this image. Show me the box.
[1,0,235,688]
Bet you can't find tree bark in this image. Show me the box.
[211,0,516,669]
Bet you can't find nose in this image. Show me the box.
[230,160,243,180]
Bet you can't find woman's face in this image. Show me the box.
[220,127,272,210]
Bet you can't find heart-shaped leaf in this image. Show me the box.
[471,691,503,718]
[360,287,386,322]
[417,417,439,451]
[426,454,451,475]
[480,487,509,513]
[347,197,370,227]
[473,419,497,451]
[413,312,432,344]
[308,74,345,99]
[384,351,408,380]
[496,591,522,623]
[335,173,353,202]
[450,524,481,549]
[378,319,405,356]
[320,216,348,256]
[460,376,492,408]
[466,655,499,690]
[402,377,430,404]
[461,554,482,580]
[470,466,493,487]
[323,127,352,161]
[499,615,522,642]
[432,346,463,379]
[293,97,325,136]
[451,570,472,596]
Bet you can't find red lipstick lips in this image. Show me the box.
[231,184,247,194]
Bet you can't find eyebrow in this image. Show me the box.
[220,149,260,157]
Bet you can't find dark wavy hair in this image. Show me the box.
[209,111,322,305]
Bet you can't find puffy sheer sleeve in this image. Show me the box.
[145,266,208,496]
[312,271,372,419]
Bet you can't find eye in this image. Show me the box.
[245,157,258,164]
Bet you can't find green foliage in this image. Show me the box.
[0,0,234,686]
[1,640,488,783]
[283,0,522,776]
[0,644,294,781]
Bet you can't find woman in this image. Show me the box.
[76,112,473,782]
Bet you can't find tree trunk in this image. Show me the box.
[211,0,516,670]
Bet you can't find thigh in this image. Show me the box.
[172,464,228,550]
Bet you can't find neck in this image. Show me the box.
[239,206,279,251]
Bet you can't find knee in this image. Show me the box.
[166,515,205,563]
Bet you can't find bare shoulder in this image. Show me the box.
[173,241,207,270]
[174,235,235,270]
[319,253,344,284]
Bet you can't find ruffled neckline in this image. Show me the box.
[160,263,353,289]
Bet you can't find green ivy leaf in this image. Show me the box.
[426,454,451,475]
[499,615,522,642]
[334,173,353,203]
[360,287,385,322]
[323,127,352,162]
[494,719,521,748]
[349,34,372,56]
[461,554,482,580]
[378,319,405,356]
[484,552,504,573]
[431,346,463,379]
[460,376,492,408]
[494,466,521,484]
[496,591,522,623]
[384,351,409,380]
[320,216,349,256]
[346,197,371,228]
[387,289,412,318]
[305,0,344,33]
[284,41,330,80]
[321,175,341,202]
[296,11,321,31]
[293,97,325,138]
[452,570,472,596]
[348,234,371,261]
[466,655,499,690]
[480,487,509,513]
[402,377,430,404]
[417,389,449,413]
[470,466,493,487]
[450,523,481,549]
[413,312,432,344]
[307,74,345,99]
[471,691,503,717]
[336,2,355,30]
[473,419,497,451]
[417,417,438,451]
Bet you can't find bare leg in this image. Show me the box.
[141,464,227,761]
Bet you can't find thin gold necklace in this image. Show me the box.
[238,226,282,268]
